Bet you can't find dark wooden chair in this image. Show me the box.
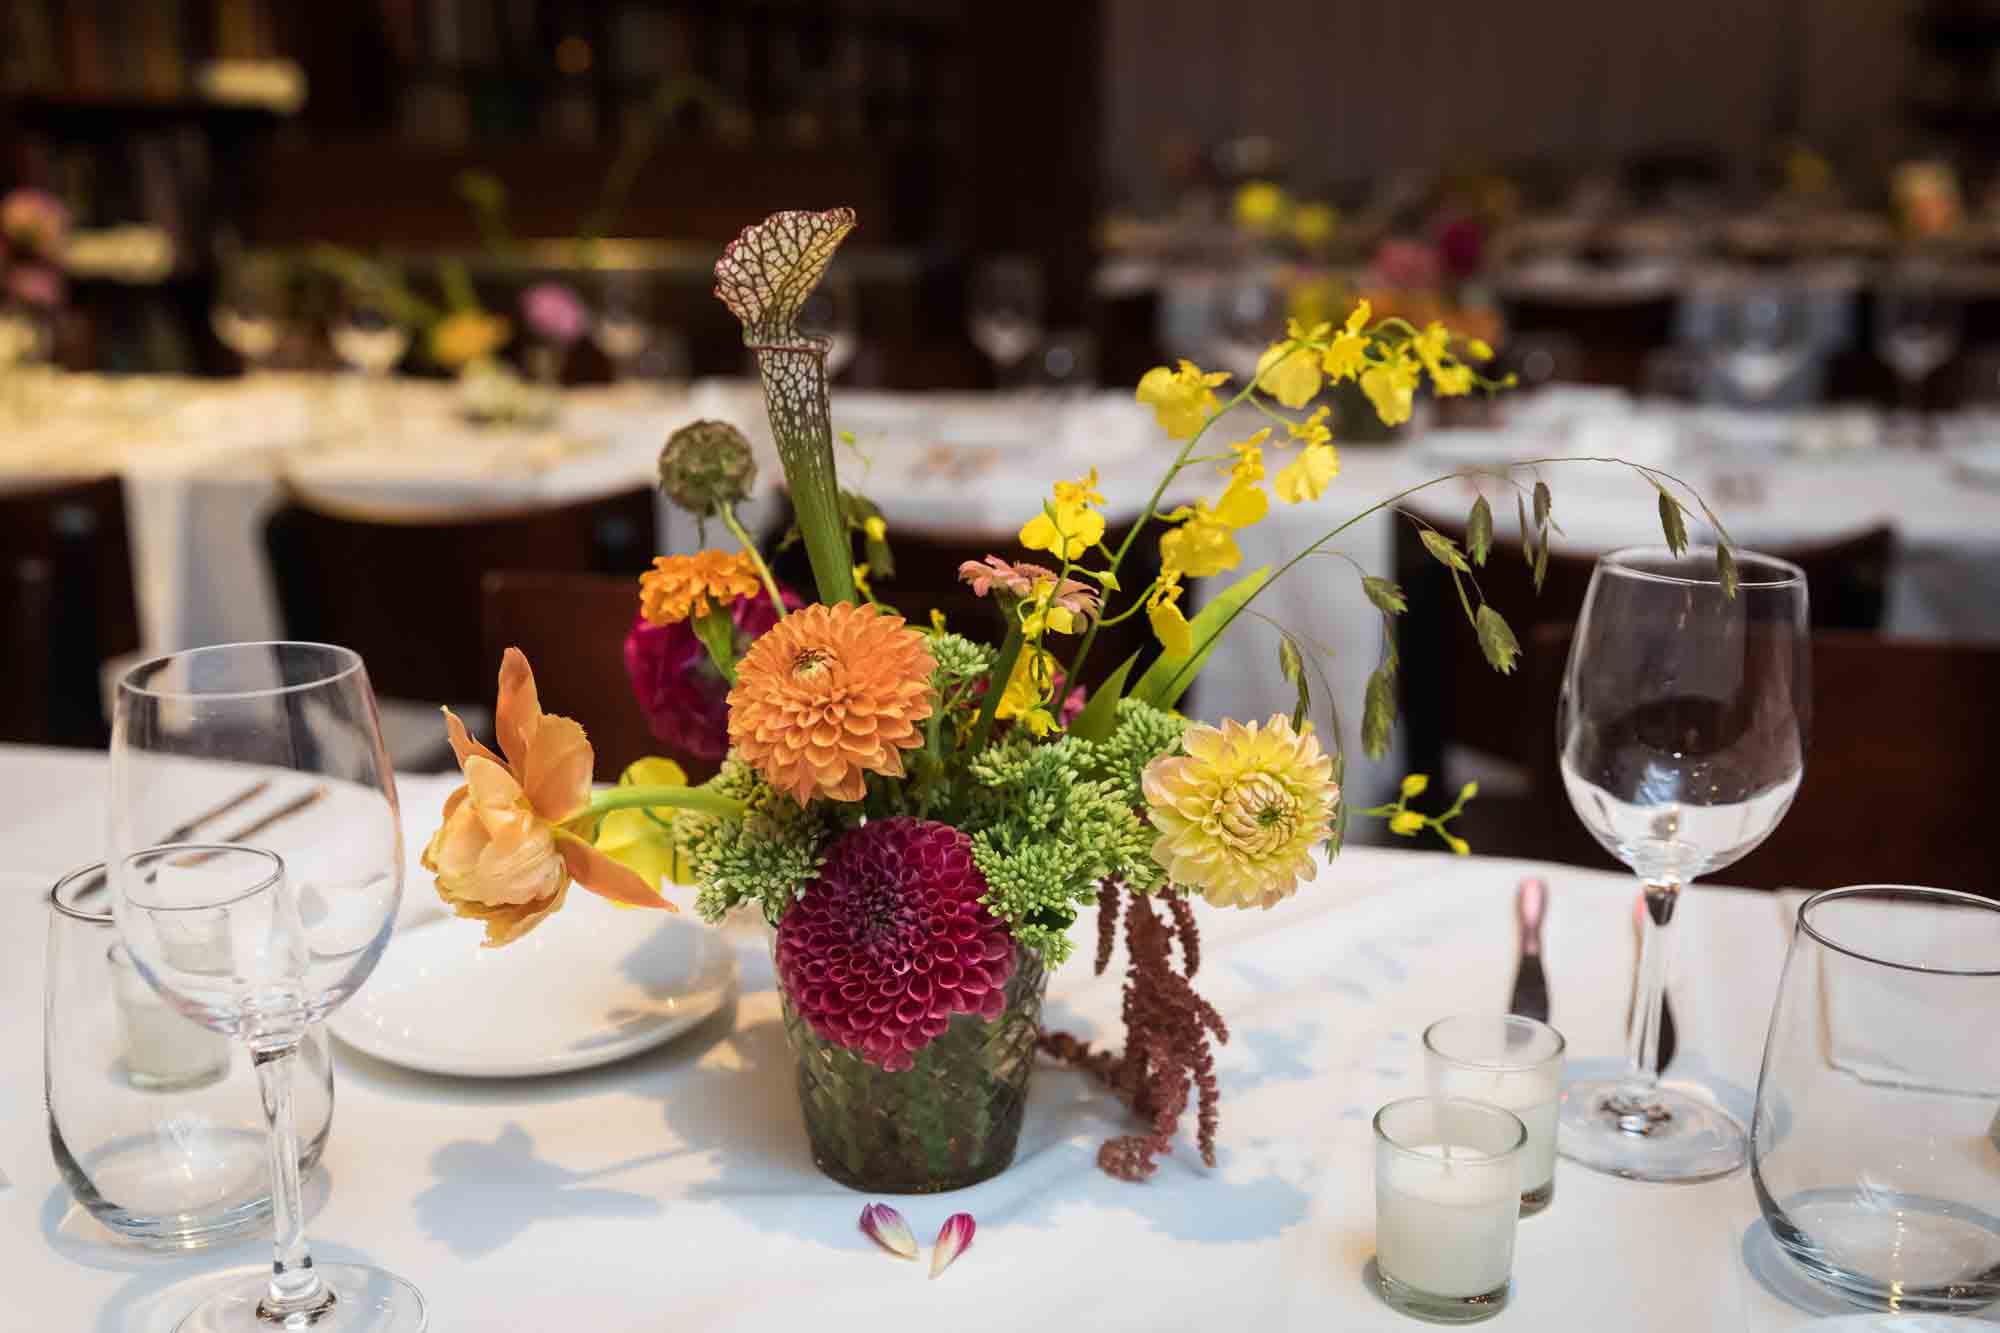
[264,487,656,710]
[0,558,56,744]
[1511,627,2000,898]
[0,476,141,746]
[1395,518,1895,790]
[480,571,671,784]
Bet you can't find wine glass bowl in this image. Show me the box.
[1555,547,1810,1183]
[968,256,1045,384]
[1752,886,2000,1312]
[1710,280,1811,408]
[1876,263,1963,446]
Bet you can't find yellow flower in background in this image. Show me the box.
[863,515,888,542]
[1019,468,1107,560]
[1360,352,1421,426]
[1233,180,1288,229]
[1443,832,1471,856]
[1388,810,1425,836]
[639,550,764,625]
[1143,714,1339,910]
[1401,773,1430,799]
[1137,360,1231,440]
[1291,201,1338,249]
[1274,444,1339,504]
[430,310,511,368]
[593,758,693,889]
[1224,428,1270,483]
[1466,338,1494,363]
[1412,321,1474,398]
[1255,327,1325,409]
[851,563,873,598]
[1319,300,1373,383]
[1146,570,1193,658]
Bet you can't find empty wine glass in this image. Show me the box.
[1209,269,1280,382]
[331,290,410,381]
[1555,547,1810,1183]
[108,642,423,1332]
[968,256,1044,386]
[1875,262,1962,447]
[593,274,652,381]
[212,257,288,375]
[798,269,858,381]
[1710,280,1811,408]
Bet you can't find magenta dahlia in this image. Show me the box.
[622,583,796,762]
[775,818,1016,1071]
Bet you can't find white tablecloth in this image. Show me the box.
[0,742,1954,1331]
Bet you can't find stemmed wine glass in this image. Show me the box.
[594,273,652,382]
[968,256,1044,386]
[108,642,424,1332]
[1875,262,1962,447]
[1555,547,1810,1183]
[212,257,288,375]
[798,269,859,381]
[1709,281,1810,409]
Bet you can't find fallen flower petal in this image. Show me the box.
[859,1202,917,1260]
[930,1212,975,1279]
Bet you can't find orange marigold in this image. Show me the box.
[639,550,764,625]
[726,602,935,803]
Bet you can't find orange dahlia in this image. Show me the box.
[726,602,935,803]
[639,550,764,625]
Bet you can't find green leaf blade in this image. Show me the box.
[1131,565,1272,710]
[1067,651,1139,744]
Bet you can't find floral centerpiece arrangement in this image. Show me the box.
[423,207,1735,1193]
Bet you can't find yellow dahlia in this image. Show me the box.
[726,602,935,803]
[640,550,764,625]
[1142,715,1339,910]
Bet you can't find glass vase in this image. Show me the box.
[777,944,1046,1193]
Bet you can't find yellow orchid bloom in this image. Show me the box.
[1388,809,1425,836]
[1223,428,1270,484]
[1255,339,1324,410]
[1137,360,1231,440]
[1286,405,1333,449]
[1360,351,1421,427]
[1019,468,1108,560]
[994,646,1058,729]
[1159,471,1266,578]
[1146,570,1193,658]
[1320,300,1372,383]
[1412,321,1476,398]
[1274,443,1340,504]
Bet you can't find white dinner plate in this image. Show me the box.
[329,894,737,1078]
[1947,439,2000,489]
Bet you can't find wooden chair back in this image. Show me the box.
[0,476,141,745]
[265,487,656,706]
[1518,626,2000,897]
[479,571,670,784]
[0,558,56,744]
[1395,518,1894,784]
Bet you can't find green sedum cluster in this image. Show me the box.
[679,759,837,926]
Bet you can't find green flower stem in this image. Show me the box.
[1154,455,1730,704]
[583,785,747,821]
[719,500,786,618]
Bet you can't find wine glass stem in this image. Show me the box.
[254,1043,331,1321]
[1611,878,1680,1124]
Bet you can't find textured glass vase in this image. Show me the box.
[777,946,1047,1193]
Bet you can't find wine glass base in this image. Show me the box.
[175,1264,426,1332]
[1557,1078,1747,1183]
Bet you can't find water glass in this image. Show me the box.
[46,863,332,1248]
[1373,1097,1526,1323]
[1751,885,2000,1313]
[1424,1015,1566,1215]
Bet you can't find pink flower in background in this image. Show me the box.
[1432,215,1486,282]
[622,583,797,762]
[521,281,589,345]
[0,188,68,261]
[1370,237,1442,292]
[6,262,65,309]
[775,817,1015,1071]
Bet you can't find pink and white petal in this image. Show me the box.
[555,832,674,910]
[930,1213,975,1279]
[858,1203,918,1260]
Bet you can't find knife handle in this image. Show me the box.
[1516,878,1546,957]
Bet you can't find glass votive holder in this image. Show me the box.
[1423,1014,1567,1215]
[45,863,334,1248]
[1373,1097,1527,1323]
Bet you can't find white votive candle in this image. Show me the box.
[1424,1013,1567,1214]
[1373,1097,1526,1320]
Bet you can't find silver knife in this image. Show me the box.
[1507,878,1550,1023]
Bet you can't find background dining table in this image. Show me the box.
[1,740,1970,1331]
